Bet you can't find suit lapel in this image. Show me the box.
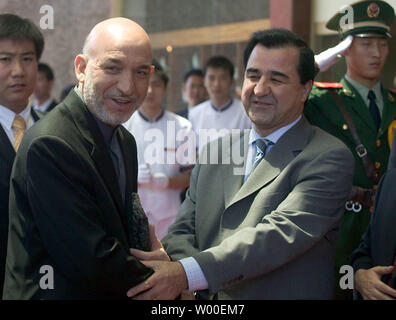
[117,127,138,232]
[31,108,45,122]
[118,127,137,194]
[225,117,311,210]
[223,132,248,209]
[64,91,125,222]
[0,125,15,165]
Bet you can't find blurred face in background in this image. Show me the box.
[204,67,233,106]
[140,72,166,114]
[34,71,53,102]
[183,74,207,107]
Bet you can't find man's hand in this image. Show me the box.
[126,260,188,300]
[355,266,396,300]
[130,225,170,261]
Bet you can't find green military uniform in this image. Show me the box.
[305,79,396,295]
[305,0,396,299]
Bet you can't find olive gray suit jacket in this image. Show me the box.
[3,91,153,299]
[163,116,355,299]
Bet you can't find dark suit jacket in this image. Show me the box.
[0,108,42,298]
[2,91,153,299]
[351,168,396,290]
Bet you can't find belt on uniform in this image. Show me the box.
[345,186,375,213]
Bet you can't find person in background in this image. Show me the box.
[33,62,57,113]
[304,0,396,299]
[177,68,207,119]
[0,13,44,298]
[123,60,194,240]
[188,56,251,154]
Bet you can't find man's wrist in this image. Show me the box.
[175,261,189,292]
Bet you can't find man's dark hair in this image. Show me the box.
[152,59,169,87]
[204,56,234,79]
[0,13,44,60]
[38,63,54,81]
[243,28,315,84]
[183,68,204,83]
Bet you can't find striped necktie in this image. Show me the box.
[252,139,273,170]
[12,115,26,151]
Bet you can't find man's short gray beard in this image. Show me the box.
[83,77,134,127]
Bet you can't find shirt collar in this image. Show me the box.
[0,102,32,131]
[249,115,302,146]
[344,75,382,105]
[33,98,53,112]
[210,99,233,112]
[138,109,165,123]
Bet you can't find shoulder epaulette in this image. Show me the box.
[388,88,396,94]
[314,81,343,89]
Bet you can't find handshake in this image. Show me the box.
[127,225,194,300]
[138,163,169,191]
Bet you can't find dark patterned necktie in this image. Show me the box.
[367,90,381,131]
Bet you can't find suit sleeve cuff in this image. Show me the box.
[179,257,208,292]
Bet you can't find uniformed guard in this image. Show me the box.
[304,0,396,300]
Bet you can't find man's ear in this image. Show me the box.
[49,79,55,90]
[302,80,313,102]
[74,54,88,83]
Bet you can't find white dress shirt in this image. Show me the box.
[33,98,56,113]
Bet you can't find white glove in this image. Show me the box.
[150,172,169,191]
[138,163,152,184]
[315,35,353,72]
[138,164,169,191]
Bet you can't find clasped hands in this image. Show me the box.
[127,225,191,300]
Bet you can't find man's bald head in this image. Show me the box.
[82,17,151,59]
[74,18,153,127]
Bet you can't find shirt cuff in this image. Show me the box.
[179,257,209,292]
